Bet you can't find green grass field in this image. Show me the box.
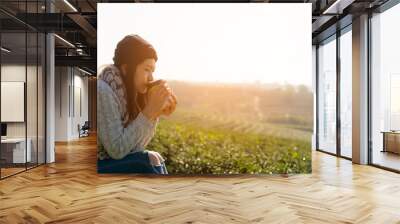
[147,81,313,174]
[148,113,312,174]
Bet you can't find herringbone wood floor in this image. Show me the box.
[1,135,400,224]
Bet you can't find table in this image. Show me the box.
[381,131,400,154]
[1,138,31,164]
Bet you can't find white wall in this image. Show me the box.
[55,67,69,141]
[1,65,33,138]
[70,72,89,139]
[1,65,25,135]
[54,67,89,141]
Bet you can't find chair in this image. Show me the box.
[78,121,90,138]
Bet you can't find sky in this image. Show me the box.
[98,3,311,87]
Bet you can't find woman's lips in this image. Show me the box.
[146,80,163,88]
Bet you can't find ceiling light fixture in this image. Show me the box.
[63,0,78,12]
[1,47,11,53]
[323,0,355,15]
[78,67,92,76]
[54,34,75,48]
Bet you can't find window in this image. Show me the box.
[317,35,337,154]
[339,28,352,158]
[390,74,400,131]
[371,2,400,171]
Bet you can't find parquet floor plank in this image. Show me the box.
[0,135,399,223]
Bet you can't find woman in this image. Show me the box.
[97,34,176,174]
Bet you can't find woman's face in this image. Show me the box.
[133,58,156,94]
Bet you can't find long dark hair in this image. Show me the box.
[113,34,158,122]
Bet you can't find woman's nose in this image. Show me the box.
[148,74,154,82]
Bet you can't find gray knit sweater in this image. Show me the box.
[97,65,158,160]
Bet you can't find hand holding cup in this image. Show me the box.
[145,80,177,118]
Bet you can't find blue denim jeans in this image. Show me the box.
[97,150,168,174]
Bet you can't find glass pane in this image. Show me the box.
[1,31,27,177]
[312,45,317,151]
[27,31,38,169]
[340,29,352,158]
[318,37,337,154]
[0,1,46,178]
[371,4,400,171]
[390,75,400,130]
[38,32,45,165]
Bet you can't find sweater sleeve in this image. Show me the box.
[141,117,159,148]
[97,80,157,159]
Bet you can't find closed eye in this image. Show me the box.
[146,66,155,72]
